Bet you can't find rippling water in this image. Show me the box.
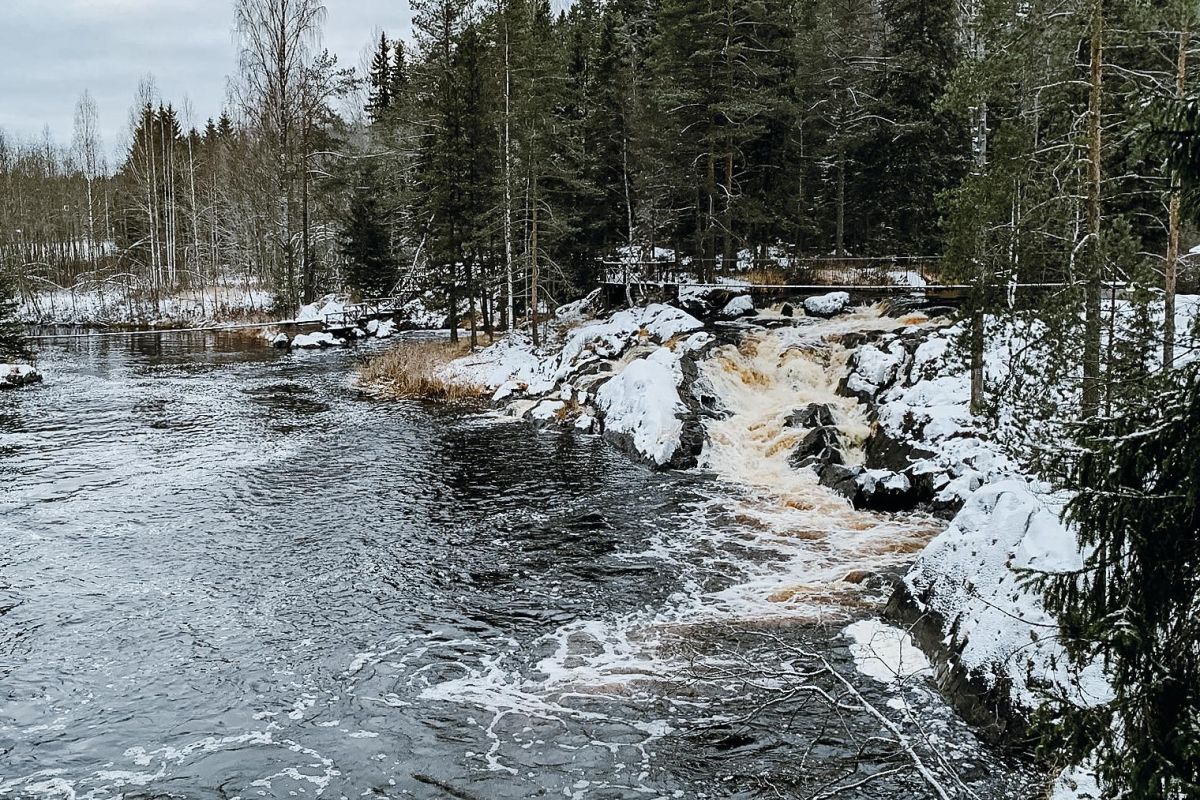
[0,332,1038,799]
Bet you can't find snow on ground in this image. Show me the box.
[20,282,273,325]
[442,302,709,466]
[843,619,932,687]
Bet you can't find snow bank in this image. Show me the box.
[0,363,41,389]
[904,480,1110,712]
[594,347,687,467]
[20,282,273,326]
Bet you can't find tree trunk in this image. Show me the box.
[1081,0,1103,418]
[530,184,540,348]
[1164,25,1189,372]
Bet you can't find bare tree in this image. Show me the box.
[72,90,104,266]
[233,0,328,310]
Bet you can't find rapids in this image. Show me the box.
[0,323,1039,798]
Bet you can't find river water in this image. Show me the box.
[0,331,1039,799]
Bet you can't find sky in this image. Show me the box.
[0,0,413,157]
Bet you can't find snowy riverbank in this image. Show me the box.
[431,287,1198,796]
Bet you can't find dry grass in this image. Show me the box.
[744,267,790,286]
[357,339,486,402]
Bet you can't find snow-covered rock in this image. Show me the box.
[718,294,755,320]
[898,480,1110,716]
[295,295,346,324]
[0,364,41,388]
[595,346,688,467]
[804,291,850,318]
[291,331,342,349]
[270,333,290,349]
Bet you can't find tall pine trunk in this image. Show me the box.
[1081,0,1104,418]
[1164,24,1189,372]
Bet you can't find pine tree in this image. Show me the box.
[367,32,393,122]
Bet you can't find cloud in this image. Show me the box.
[0,0,411,159]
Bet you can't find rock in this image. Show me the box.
[270,333,291,349]
[788,425,844,470]
[291,331,342,349]
[781,303,794,317]
[785,403,836,429]
[0,364,42,389]
[819,463,864,502]
[855,469,921,512]
[804,291,850,318]
[675,285,744,322]
[842,569,872,584]
[717,295,756,320]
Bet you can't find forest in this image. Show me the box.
[0,1,1194,339]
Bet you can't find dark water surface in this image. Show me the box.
[0,334,1038,799]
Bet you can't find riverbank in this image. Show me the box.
[399,286,1199,798]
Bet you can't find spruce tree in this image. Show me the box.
[339,164,397,298]
[1037,363,1200,799]
[367,32,392,122]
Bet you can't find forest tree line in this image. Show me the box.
[0,0,1196,350]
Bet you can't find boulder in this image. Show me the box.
[781,303,795,318]
[0,364,42,389]
[788,425,844,470]
[785,403,836,430]
[804,291,850,318]
[270,333,291,349]
[819,463,864,502]
[717,294,756,320]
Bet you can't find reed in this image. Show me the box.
[357,339,484,402]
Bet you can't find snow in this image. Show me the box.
[804,291,850,317]
[1050,763,1101,800]
[20,282,273,326]
[445,332,547,393]
[718,295,755,319]
[294,296,345,325]
[904,480,1111,711]
[290,331,342,349]
[843,619,932,686]
[0,363,40,388]
[594,347,688,467]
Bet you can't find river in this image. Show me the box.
[0,331,1038,799]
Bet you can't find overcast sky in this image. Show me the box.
[0,0,413,157]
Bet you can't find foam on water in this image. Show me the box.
[411,307,946,776]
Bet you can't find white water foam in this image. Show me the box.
[402,307,946,778]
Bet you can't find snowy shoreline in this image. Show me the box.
[431,285,1198,795]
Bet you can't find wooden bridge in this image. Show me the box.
[322,294,418,330]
